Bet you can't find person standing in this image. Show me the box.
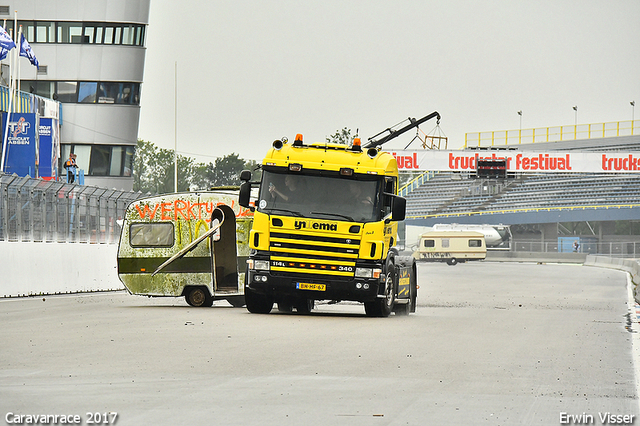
[64,153,77,183]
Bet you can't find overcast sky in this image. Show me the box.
[137,0,640,164]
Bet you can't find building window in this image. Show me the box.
[64,144,135,177]
[23,80,141,105]
[9,20,146,46]
[78,82,98,103]
[36,22,55,43]
[56,81,78,103]
[90,145,112,176]
[57,22,84,43]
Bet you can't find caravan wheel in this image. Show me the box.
[185,287,213,307]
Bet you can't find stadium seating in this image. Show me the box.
[406,171,640,218]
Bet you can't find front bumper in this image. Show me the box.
[246,268,384,303]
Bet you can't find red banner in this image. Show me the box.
[386,150,640,173]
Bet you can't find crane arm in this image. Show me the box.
[365,111,440,149]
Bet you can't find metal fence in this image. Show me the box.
[0,174,146,244]
[465,119,639,148]
[512,240,640,258]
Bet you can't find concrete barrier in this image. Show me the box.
[486,251,640,303]
[583,255,640,303]
[3,241,638,302]
[486,251,587,263]
[0,241,123,297]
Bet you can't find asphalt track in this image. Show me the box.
[1,262,638,425]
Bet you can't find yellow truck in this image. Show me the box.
[237,113,440,316]
[117,190,253,307]
[415,230,486,265]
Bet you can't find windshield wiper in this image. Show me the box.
[311,211,354,222]
[262,208,304,217]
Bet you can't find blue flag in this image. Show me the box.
[0,46,8,61]
[20,33,38,69]
[0,26,16,51]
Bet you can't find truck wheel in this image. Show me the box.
[447,258,458,266]
[226,296,246,308]
[245,287,273,314]
[410,266,417,313]
[277,302,293,313]
[365,259,395,317]
[295,299,314,314]
[185,287,213,307]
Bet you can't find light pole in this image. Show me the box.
[174,61,178,193]
[517,111,522,144]
[572,106,578,125]
[572,106,578,139]
[517,110,522,129]
[632,101,636,135]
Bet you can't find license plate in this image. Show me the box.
[296,282,326,291]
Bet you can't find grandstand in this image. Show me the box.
[403,132,640,256]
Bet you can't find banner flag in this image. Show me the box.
[19,33,39,69]
[0,26,16,51]
[1,113,37,177]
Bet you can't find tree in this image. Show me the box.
[133,139,258,194]
[211,153,247,187]
[133,139,196,194]
[326,127,356,145]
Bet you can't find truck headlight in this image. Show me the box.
[355,268,381,279]
[248,259,270,271]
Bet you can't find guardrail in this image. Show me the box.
[407,203,640,221]
[0,173,146,243]
[465,120,638,148]
[399,171,437,197]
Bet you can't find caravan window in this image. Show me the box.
[469,239,483,248]
[130,223,174,247]
[423,239,435,248]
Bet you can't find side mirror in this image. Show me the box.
[239,169,252,182]
[238,181,252,209]
[390,195,406,222]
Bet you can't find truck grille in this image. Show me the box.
[268,231,360,278]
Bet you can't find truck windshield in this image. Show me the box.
[258,171,381,223]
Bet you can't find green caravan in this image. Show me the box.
[117,190,253,307]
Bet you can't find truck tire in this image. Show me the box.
[226,296,246,308]
[295,299,314,314]
[410,265,417,313]
[447,257,458,266]
[185,287,213,307]
[394,265,417,315]
[277,302,293,313]
[392,256,417,316]
[245,287,274,314]
[365,258,395,317]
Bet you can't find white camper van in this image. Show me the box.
[415,231,486,265]
[117,190,253,307]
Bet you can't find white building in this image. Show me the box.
[4,0,150,190]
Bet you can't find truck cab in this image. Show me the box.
[239,135,416,316]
